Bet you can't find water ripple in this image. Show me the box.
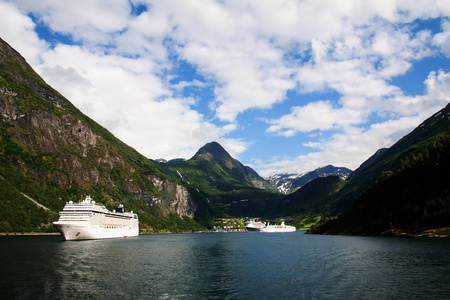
[1,233,449,299]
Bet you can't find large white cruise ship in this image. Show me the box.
[53,196,139,240]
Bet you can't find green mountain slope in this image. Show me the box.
[328,103,450,213]
[310,134,450,236]
[309,104,450,236]
[0,38,210,233]
[280,176,345,216]
[158,142,281,216]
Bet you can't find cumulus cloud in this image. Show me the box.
[1,0,450,175]
[255,69,450,177]
[0,1,48,64]
[425,69,450,98]
[13,0,132,45]
[266,101,362,136]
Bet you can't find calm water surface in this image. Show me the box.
[0,232,449,299]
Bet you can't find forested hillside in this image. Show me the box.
[323,103,450,214]
[309,134,450,236]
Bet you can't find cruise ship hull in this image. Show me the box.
[53,222,138,241]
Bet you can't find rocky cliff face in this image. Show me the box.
[148,175,197,218]
[0,38,203,231]
[2,98,119,190]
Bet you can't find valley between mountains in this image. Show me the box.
[1,38,449,236]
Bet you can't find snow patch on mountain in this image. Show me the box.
[269,165,352,194]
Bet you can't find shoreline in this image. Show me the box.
[0,232,60,236]
[2,228,449,238]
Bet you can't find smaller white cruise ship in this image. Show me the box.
[245,219,296,232]
[53,196,139,240]
[259,221,296,233]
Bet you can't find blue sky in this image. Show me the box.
[1,0,450,177]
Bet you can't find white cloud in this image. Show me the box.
[434,20,450,58]
[172,80,208,94]
[266,101,364,136]
[0,1,48,65]
[303,141,324,150]
[424,70,450,105]
[178,38,294,122]
[13,0,131,45]
[2,0,450,176]
[256,69,450,177]
[256,115,422,177]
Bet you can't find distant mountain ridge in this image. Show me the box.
[270,165,352,194]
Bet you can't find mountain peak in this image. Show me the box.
[269,165,352,194]
[190,141,232,161]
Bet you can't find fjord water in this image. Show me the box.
[1,232,449,299]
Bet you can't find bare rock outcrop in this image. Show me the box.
[148,175,197,218]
